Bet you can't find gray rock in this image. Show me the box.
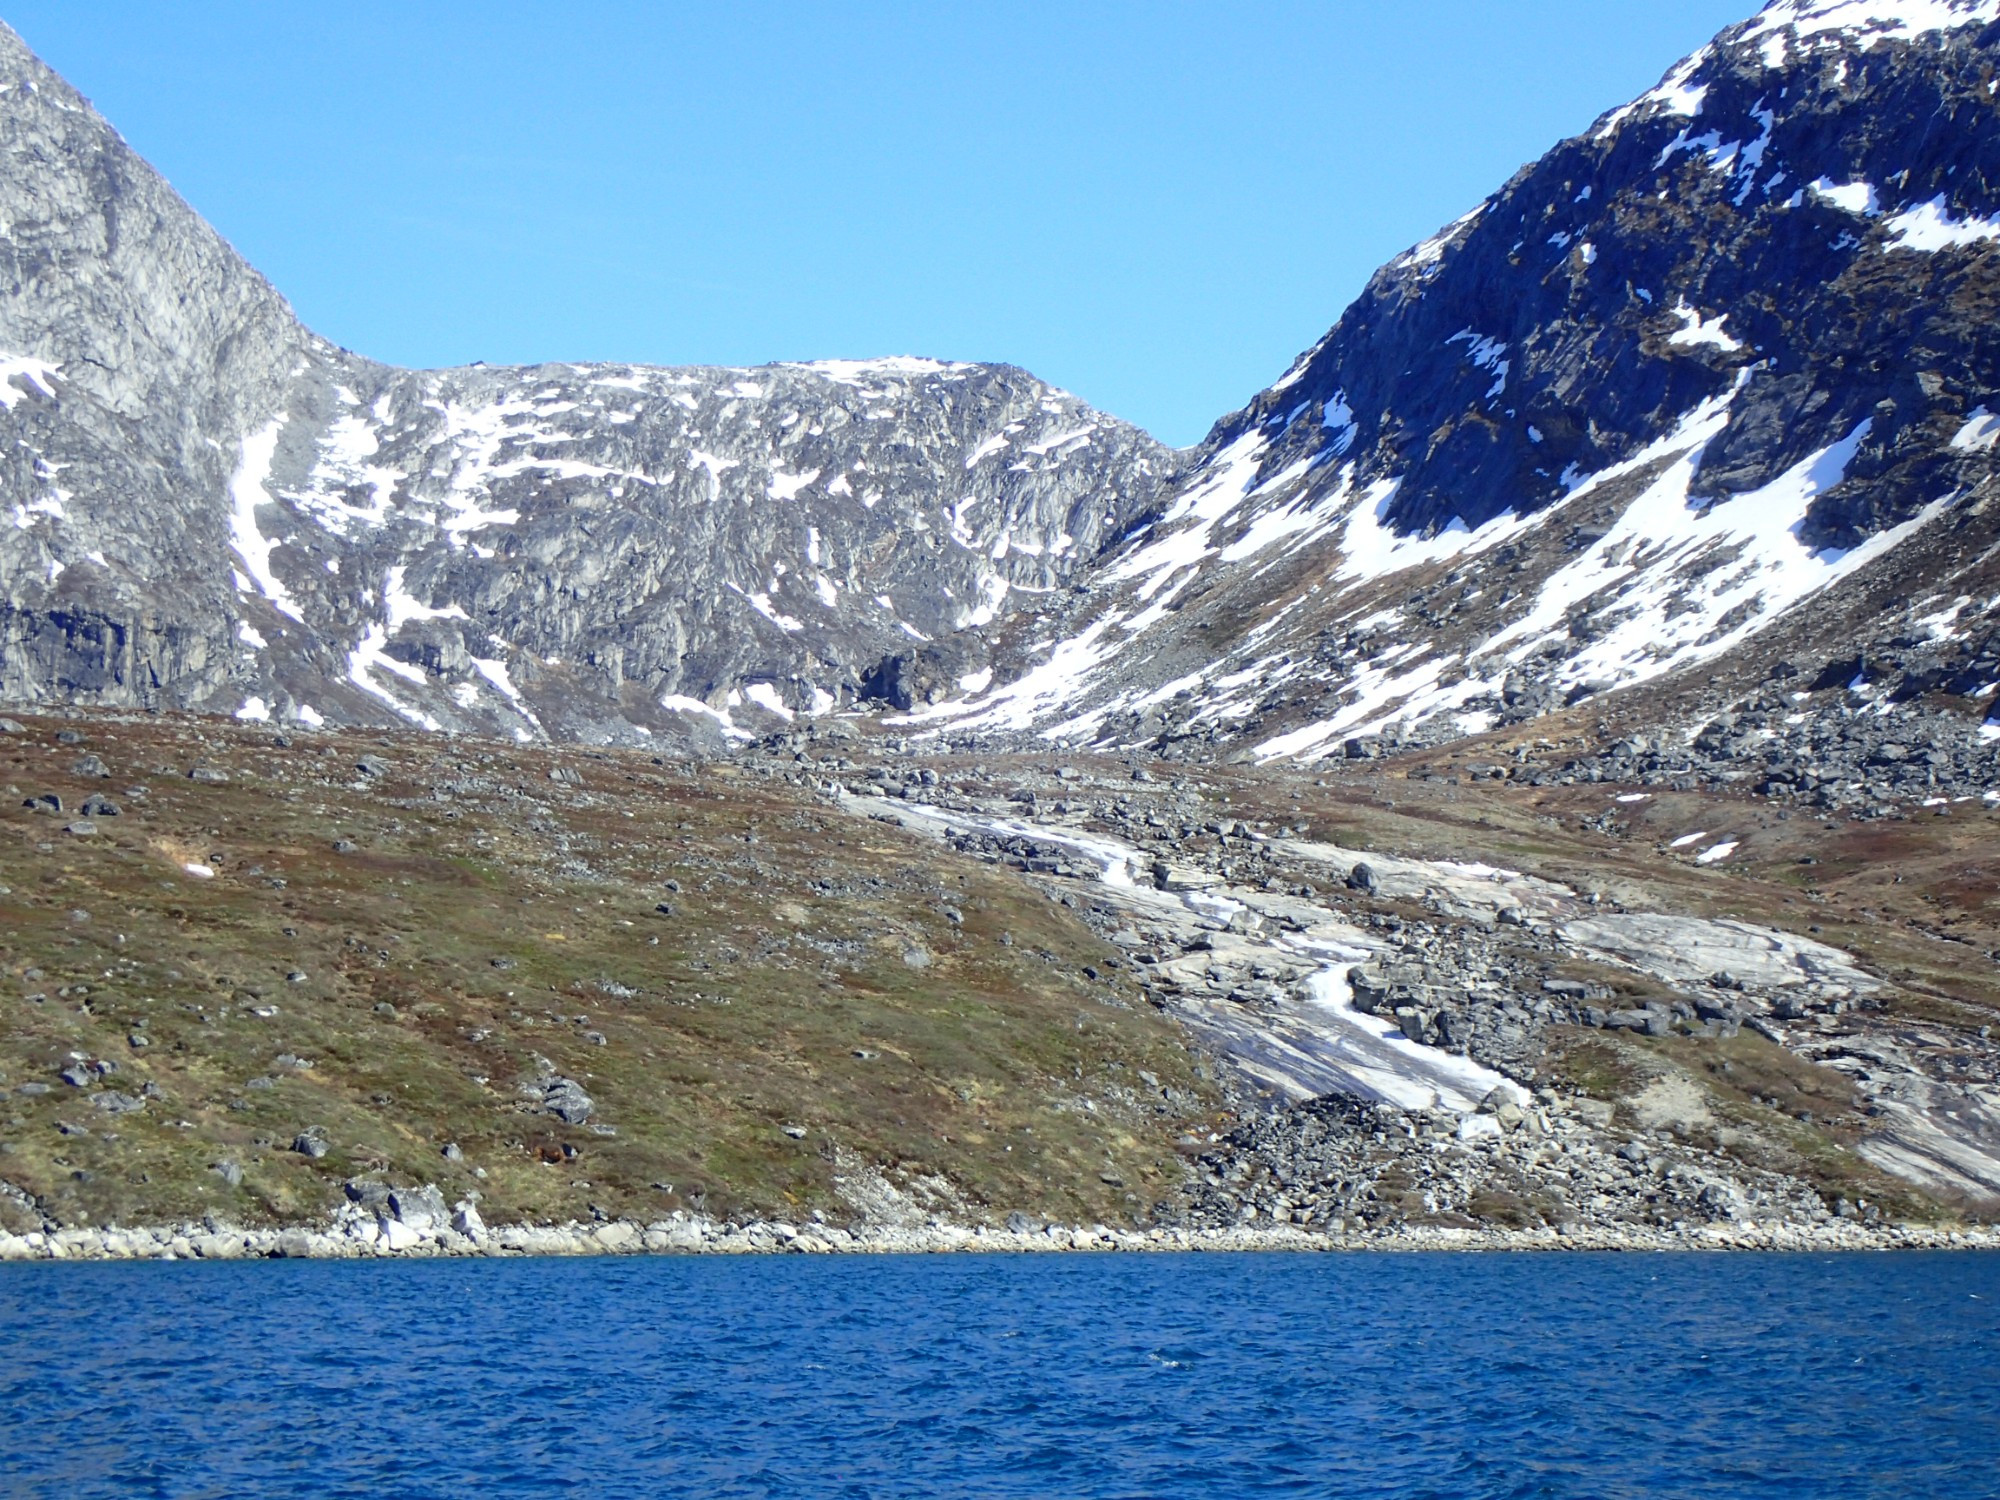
[1572,1099,1616,1128]
[387,1184,447,1231]
[0,20,1173,740]
[542,1076,594,1125]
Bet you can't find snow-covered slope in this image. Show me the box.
[912,0,2000,760]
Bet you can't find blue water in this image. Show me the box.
[1,1252,1994,1498]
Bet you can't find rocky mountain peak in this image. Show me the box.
[910,0,2000,765]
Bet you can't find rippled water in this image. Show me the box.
[1,1251,1994,1498]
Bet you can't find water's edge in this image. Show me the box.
[3,1215,1995,1263]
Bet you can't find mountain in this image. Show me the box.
[0,22,1175,744]
[2,3,1999,1253]
[914,0,2000,767]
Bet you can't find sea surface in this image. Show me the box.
[0,1250,1994,1498]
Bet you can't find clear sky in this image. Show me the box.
[8,2,1754,446]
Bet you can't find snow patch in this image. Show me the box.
[660,694,753,741]
[1745,0,2000,51]
[470,653,542,734]
[1884,196,2000,251]
[1474,397,1944,707]
[228,418,304,622]
[964,434,1010,469]
[1400,204,1489,269]
[1335,480,1533,584]
[767,467,819,501]
[1447,331,1510,399]
[795,357,972,384]
[688,449,740,488]
[1952,408,2000,452]
[0,350,59,408]
[1810,177,1879,216]
[727,581,804,633]
[744,682,793,720]
[1023,426,1096,458]
[1667,302,1746,352]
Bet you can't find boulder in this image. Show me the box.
[387,1184,447,1231]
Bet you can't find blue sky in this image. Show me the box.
[10,2,1753,446]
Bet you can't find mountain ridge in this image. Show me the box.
[902,0,2000,769]
[6,3,1999,765]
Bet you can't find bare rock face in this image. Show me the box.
[918,0,2000,761]
[0,22,1176,742]
[218,354,1174,744]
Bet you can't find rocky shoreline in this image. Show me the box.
[3,1211,1993,1263]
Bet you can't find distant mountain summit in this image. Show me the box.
[911,0,2000,760]
[1,3,1997,760]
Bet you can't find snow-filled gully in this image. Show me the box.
[841,793,1522,1116]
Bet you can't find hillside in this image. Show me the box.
[2,703,1995,1252]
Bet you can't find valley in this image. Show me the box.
[2,0,2000,1256]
